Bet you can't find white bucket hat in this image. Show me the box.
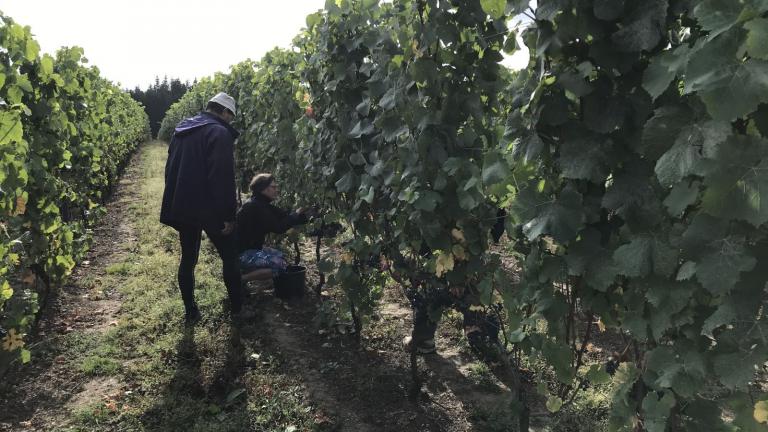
[209,92,236,116]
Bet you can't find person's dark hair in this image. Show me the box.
[206,101,234,116]
[250,173,275,196]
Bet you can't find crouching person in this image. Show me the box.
[237,174,309,283]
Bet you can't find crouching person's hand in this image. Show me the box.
[299,206,319,219]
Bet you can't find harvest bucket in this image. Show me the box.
[274,265,306,299]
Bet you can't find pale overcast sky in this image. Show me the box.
[1,0,530,90]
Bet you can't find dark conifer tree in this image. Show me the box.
[129,76,191,138]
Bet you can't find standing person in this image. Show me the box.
[160,92,244,323]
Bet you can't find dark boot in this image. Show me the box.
[404,294,443,354]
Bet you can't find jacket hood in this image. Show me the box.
[174,112,240,139]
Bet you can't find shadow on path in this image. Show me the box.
[248,290,522,432]
[140,325,250,432]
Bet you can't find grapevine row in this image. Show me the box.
[0,13,150,373]
[161,0,768,429]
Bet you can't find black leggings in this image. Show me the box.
[177,223,243,314]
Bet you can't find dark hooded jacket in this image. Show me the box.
[236,194,308,252]
[160,112,240,230]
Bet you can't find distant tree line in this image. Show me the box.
[130,76,192,138]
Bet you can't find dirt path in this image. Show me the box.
[0,151,142,431]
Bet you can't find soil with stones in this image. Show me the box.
[0,152,142,432]
[240,275,522,432]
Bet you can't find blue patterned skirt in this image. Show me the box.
[239,247,287,276]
